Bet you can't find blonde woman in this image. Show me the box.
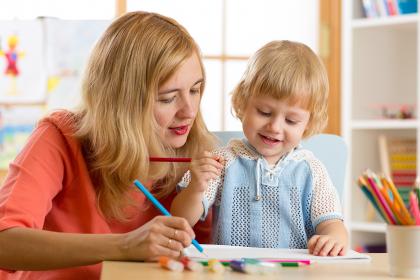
[172,40,348,256]
[0,11,216,279]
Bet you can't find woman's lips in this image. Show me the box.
[170,125,189,135]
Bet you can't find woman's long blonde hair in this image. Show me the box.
[74,11,216,220]
[231,40,329,138]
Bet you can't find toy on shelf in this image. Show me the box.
[370,103,415,120]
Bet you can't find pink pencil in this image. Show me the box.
[260,259,311,265]
[149,157,191,162]
[366,175,397,225]
[409,191,420,225]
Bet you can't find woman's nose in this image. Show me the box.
[177,96,195,119]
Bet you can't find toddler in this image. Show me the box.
[171,40,348,256]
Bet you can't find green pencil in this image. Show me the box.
[198,260,231,267]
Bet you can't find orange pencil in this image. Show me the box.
[382,177,414,225]
[379,185,404,225]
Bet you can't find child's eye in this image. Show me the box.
[158,95,176,104]
[257,109,271,117]
[286,119,298,125]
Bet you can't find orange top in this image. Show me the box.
[0,111,212,280]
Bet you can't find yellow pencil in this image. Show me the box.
[392,200,410,225]
[382,177,414,225]
[379,184,404,224]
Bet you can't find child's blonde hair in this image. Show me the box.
[74,11,216,220]
[231,40,329,138]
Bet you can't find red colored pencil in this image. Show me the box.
[149,157,192,163]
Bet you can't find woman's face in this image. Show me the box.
[154,53,203,148]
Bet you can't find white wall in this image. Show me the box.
[127,0,320,131]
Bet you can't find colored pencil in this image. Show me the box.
[365,172,397,224]
[133,179,206,255]
[359,183,388,223]
[359,175,392,224]
[198,260,231,267]
[409,190,420,225]
[149,157,191,162]
[382,177,414,225]
[259,259,311,265]
[379,182,403,224]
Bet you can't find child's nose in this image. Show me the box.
[266,118,283,133]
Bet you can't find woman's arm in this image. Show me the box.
[0,216,194,270]
[0,227,122,270]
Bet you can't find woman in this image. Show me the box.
[0,11,216,279]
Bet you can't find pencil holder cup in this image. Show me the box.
[386,225,420,278]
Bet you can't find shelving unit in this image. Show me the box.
[342,0,419,250]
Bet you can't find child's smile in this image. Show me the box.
[259,133,283,146]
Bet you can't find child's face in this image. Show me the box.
[154,53,203,148]
[242,95,310,165]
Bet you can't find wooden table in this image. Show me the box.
[101,254,413,279]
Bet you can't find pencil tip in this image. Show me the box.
[202,251,209,257]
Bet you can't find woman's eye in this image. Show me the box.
[159,96,176,104]
[190,88,200,95]
[257,109,271,117]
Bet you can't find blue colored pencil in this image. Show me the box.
[360,185,388,222]
[133,179,205,255]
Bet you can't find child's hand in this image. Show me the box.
[307,234,347,256]
[189,151,224,193]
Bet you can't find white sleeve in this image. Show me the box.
[177,146,236,220]
[308,157,343,228]
[203,145,239,207]
[177,163,223,209]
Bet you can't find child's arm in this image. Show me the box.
[171,151,224,226]
[307,219,348,256]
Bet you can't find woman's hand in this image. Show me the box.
[189,151,224,193]
[120,216,195,261]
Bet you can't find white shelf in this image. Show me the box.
[350,222,387,233]
[351,119,418,129]
[352,14,418,29]
[342,1,419,249]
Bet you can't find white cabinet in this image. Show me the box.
[341,0,419,250]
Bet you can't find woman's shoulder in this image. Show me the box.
[38,110,79,135]
[30,110,82,156]
[11,110,84,179]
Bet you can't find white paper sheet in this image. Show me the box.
[184,244,371,263]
